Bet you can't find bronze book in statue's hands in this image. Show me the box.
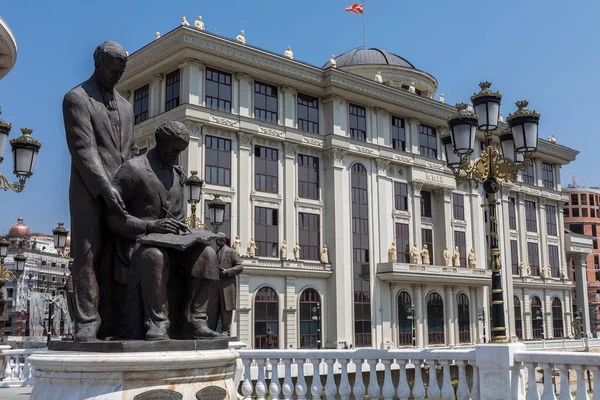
[137,229,220,251]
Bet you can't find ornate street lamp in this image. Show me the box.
[207,194,226,234]
[185,171,203,229]
[13,251,26,274]
[52,222,71,259]
[443,82,541,343]
[0,106,42,192]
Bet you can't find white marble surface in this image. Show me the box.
[28,348,240,400]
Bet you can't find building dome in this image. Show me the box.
[328,48,415,69]
[7,217,30,239]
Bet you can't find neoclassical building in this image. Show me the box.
[115,24,584,348]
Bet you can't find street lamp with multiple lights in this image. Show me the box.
[0,236,26,280]
[185,171,227,234]
[443,82,541,343]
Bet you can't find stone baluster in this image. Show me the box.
[22,355,30,381]
[396,359,411,400]
[367,359,380,400]
[14,357,21,380]
[556,364,572,400]
[592,366,600,400]
[295,359,307,400]
[456,361,471,400]
[541,363,557,400]
[352,358,366,400]
[512,361,526,400]
[573,365,589,400]
[426,360,440,400]
[470,364,480,400]
[324,359,337,400]
[381,359,395,400]
[411,359,426,400]
[440,361,454,400]
[241,359,254,400]
[525,362,540,400]
[282,359,294,400]
[255,359,268,400]
[269,358,281,400]
[3,356,10,381]
[310,358,323,400]
[338,358,351,400]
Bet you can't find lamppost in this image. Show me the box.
[443,82,541,343]
[478,307,487,343]
[52,222,71,259]
[311,303,322,349]
[0,108,42,192]
[206,195,226,234]
[185,171,204,229]
[0,236,26,280]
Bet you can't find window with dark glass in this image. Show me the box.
[255,146,278,193]
[542,163,554,189]
[592,209,596,218]
[352,164,370,347]
[421,228,433,265]
[297,93,319,134]
[421,191,432,218]
[254,82,278,124]
[205,136,231,186]
[394,182,408,211]
[548,245,559,278]
[525,200,537,232]
[531,296,543,339]
[204,202,231,245]
[595,255,600,281]
[564,207,570,217]
[255,207,278,258]
[552,298,564,338]
[254,287,279,349]
[427,292,444,344]
[454,231,466,267]
[349,104,367,141]
[546,205,557,236]
[514,297,523,339]
[527,242,540,276]
[509,197,517,230]
[298,154,319,200]
[453,193,465,221]
[595,224,599,239]
[392,116,406,151]
[571,193,579,206]
[583,208,589,218]
[397,292,413,346]
[133,84,149,124]
[457,293,470,343]
[205,68,232,113]
[511,240,519,275]
[165,69,180,111]
[419,125,437,159]
[570,223,584,234]
[395,223,410,263]
[298,213,320,261]
[522,162,535,185]
[591,194,596,206]
[299,289,321,349]
[573,208,580,217]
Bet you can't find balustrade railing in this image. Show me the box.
[0,347,45,387]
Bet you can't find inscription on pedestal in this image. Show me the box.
[196,386,227,400]
[134,389,183,400]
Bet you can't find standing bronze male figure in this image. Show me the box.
[63,41,134,341]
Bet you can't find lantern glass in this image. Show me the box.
[12,145,38,177]
[450,122,477,155]
[0,238,8,258]
[14,254,26,273]
[512,120,539,153]
[208,203,226,226]
[188,185,202,203]
[474,100,500,131]
[441,136,461,168]
[0,127,9,162]
[500,134,516,162]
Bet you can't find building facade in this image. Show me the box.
[115,25,582,348]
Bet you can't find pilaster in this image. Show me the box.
[285,276,297,348]
[282,87,297,128]
[444,285,456,346]
[558,208,567,269]
[573,253,592,337]
[237,274,251,345]
[439,189,453,264]
[468,185,484,268]
[323,95,347,137]
[179,59,204,106]
[563,289,573,337]
[237,73,254,118]
[411,182,424,251]
[414,284,425,348]
[522,288,532,340]
[543,288,552,339]
[500,187,516,338]
[538,202,548,270]
[468,286,477,344]
[517,196,528,267]
[283,143,298,252]
[374,108,390,147]
[237,133,253,253]
[149,73,164,117]
[408,118,420,154]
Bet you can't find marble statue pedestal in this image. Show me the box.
[28,347,240,400]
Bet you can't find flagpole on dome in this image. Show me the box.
[362,0,366,49]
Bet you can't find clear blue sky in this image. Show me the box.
[0,0,598,234]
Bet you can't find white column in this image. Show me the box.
[237,274,251,345]
[439,189,453,264]
[469,286,477,344]
[408,118,420,154]
[543,289,552,339]
[323,96,347,137]
[563,289,573,337]
[282,87,297,128]
[374,108,390,147]
[415,284,425,347]
[444,285,455,346]
[179,59,204,106]
[558,208,567,269]
[237,73,254,118]
[468,185,484,268]
[500,188,515,338]
[237,133,253,252]
[149,73,163,118]
[539,202,548,271]
[522,288,532,340]
[376,159,393,347]
[573,253,593,337]
[285,276,297,348]
[517,196,528,266]
[411,182,423,252]
[283,143,297,251]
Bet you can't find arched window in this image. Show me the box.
[427,292,444,344]
[254,287,279,349]
[397,291,413,346]
[514,296,523,339]
[352,163,371,347]
[457,293,470,343]
[531,296,544,339]
[552,298,564,338]
[299,289,321,349]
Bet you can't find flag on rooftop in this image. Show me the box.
[345,3,364,14]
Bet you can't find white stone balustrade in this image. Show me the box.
[0,347,44,387]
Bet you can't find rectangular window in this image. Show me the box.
[582,194,588,206]
[255,207,278,257]
[165,69,181,111]
[511,240,519,275]
[573,208,580,217]
[509,197,517,230]
[205,136,232,186]
[298,213,320,261]
[564,207,570,217]
[570,223,584,234]
[297,93,319,134]
[592,209,596,218]
[454,230,466,267]
[542,163,554,189]
[571,193,579,206]
[546,205,557,236]
[421,228,433,265]
[395,223,410,263]
[349,104,367,141]
[204,202,231,245]
[205,68,232,113]
[525,200,537,233]
[254,146,278,193]
[591,194,596,206]
[394,182,408,211]
[548,245,560,277]
[133,84,149,124]
[297,154,319,200]
[583,208,589,218]
[391,116,406,151]
[254,82,278,124]
[527,242,540,276]
[421,191,432,218]
[419,125,437,159]
[522,162,535,185]
[453,193,465,221]
[595,254,600,281]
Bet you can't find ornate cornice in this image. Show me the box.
[322,95,345,105]
[374,108,389,117]
[283,143,298,158]
[179,58,205,69]
[183,122,203,139]
[408,118,420,125]
[323,148,347,169]
[152,73,164,82]
[236,72,254,83]
[237,132,253,149]
[281,86,298,95]
[410,181,424,194]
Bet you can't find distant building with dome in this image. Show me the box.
[113,24,589,348]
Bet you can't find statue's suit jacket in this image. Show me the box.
[214,245,243,311]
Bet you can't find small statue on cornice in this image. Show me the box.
[452,247,461,267]
[375,71,383,84]
[467,103,473,112]
[560,265,566,280]
[439,94,445,104]
[540,264,547,279]
[181,16,190,27]
[293,243,301,261]
[233,235,241,255]
[443,247,451,266]
[468,248,476,268]
[320,244,329,264]
[236,30,246,44]
[519,262,527,277]
[526,263,531,277]
[411,243,420,264]
[388,241,397,263]
[548,135,557,144]
[329,55,337,68]
[284,46,294,60]
[155,32,161,40]
[194,16,205,31]
[247,238,256,257]
[280,240,287,260]
[408,84,416,94]
[421,245,430,265]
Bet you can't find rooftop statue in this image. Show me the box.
[236,30,246,44]
[284,46,294,59]
[181,16,190,27]
[194,16,205,31]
